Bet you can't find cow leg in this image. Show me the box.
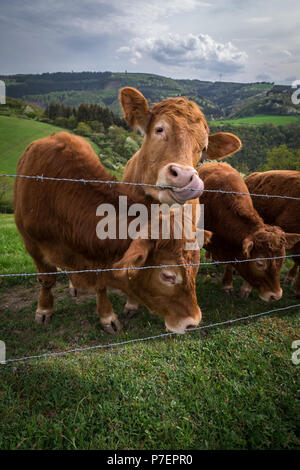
[222,265,234,296]
[68,278,77,297]
[96,289,122,334]
[239,280,252,299]
[123,297,140,320]
[36,266,57,324]
[295,267,300,298]
[284,262,298,285]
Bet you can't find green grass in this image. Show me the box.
[209,115,300,127]
[0,115,99,175]
[0,214,299,449]
[0,115,100,211]
[0,214,35,284]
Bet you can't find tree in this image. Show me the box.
[75,122,92,136]
[89,120,105,133]
[262,144,300,171]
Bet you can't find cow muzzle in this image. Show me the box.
[164,307,202,334]
[259,289,283,302]
[157,164,204,204]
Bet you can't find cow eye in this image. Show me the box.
[160,270,177,284]
[256,260,266,270]
[155,127,164,134]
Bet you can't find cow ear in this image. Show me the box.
[196,228,213,247]
[285,232,300,249]
[119,87,152,134]
[204,230,213,245]
[242,237,254,258]
[112,238,153,281]
[203,132,242,160]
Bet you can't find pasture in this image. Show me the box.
[210,115,300,127]
[0,115,100,175]
[0,116,99,210]
[0,213,299,450]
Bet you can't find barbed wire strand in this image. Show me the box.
[0,254,299,279]
[1,173,300,201]
[1,303,299,366]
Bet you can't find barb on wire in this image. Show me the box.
[2,303,299,365]
[0,254,299,279]
[1,173,300,201]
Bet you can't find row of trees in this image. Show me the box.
[211,122,300,174]
[45,102,128,132]
[263,145,300,171]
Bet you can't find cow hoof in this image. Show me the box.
[123,300,139,318]
[101,316,122,335]
[35,311,52,325]
[69,287,77,297]
[123,303,140,320]
[125,309,139,320]
[239,289,251,299]
[223,287,234,297]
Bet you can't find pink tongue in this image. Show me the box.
[172,175,204,202]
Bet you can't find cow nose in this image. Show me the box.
[267,289,283,302]
[270,291,282,301]
[167,164,197,188]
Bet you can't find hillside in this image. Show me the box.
[0,115,100,211]
[1,71,299,120]
[0,115,99,174]
[210,115,300,126]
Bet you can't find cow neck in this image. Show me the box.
[64,181,153,261]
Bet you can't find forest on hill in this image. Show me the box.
[1,71,299,119]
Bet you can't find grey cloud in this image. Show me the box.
[0,0,299,83]
[256,73,272,81]
[118,33,248,73]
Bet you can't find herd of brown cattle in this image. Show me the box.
[13,87,300,334]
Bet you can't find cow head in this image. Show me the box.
[237,226,300,301]
[112,215,212,333]
[120,87,241,204]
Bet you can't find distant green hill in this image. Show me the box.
[0,115,99,211]
[0,96,44,119]
[1,71,299,120]
[210,115,300,126]
[0,115,99,174]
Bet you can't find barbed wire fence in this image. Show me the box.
[0,173,299,365]
[3,304,300,365]
[1,173,300,200]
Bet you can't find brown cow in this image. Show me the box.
[14,132,205,334]
[119,87,241,314]
[198,162,300,301]
[120,87,242,204]
[245,170,300,297]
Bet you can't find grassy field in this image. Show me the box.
[0,213,299,450]
[0,115,99,211]
[0,115,99,174]
[209,115,300,126]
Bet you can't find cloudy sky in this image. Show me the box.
[0,0,299,84]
